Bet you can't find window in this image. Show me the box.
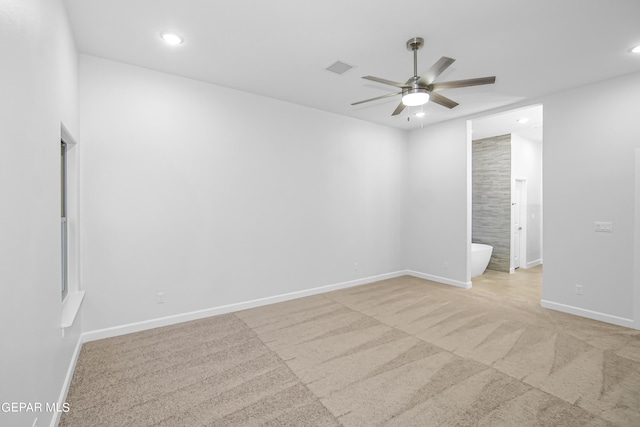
[60,123,84,328]
[61,140,68,300]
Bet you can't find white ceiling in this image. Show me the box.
[62,0,640,131]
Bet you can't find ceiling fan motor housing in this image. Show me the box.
[402,74,430,106]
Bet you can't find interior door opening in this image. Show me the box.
[469,104,543,297]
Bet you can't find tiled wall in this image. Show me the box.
[472,134,511,272]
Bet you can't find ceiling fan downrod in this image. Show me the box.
[406,37,424,78]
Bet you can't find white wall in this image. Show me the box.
[404,119,471,287]
[511,133,543,266]
[0,0,80,426]
[542,71,640,325]
[79,55,406,332]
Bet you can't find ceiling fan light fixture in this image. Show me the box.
[402,88,430,106]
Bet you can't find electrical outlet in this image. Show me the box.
[575,285,583,295]
[353,262,359,271]
[156,292,165,304]
[443,261,449,270]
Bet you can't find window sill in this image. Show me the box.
[61,291,85,328]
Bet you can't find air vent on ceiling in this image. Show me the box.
[326,61,353,75]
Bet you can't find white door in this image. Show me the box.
[512,179,527,270]
[513,181,522,269]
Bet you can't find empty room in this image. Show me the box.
[2,0,640,426]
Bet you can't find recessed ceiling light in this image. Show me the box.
[160,32,183,46]
[517,118,529,124]
[632,45,640,54]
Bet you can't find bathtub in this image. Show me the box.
[471,243,493,278]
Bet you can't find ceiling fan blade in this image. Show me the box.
[418,56,455,85]
[391,102,406,116]
[429,92,459,109]
[431,76,496,91]
[351,92,401,106]
[363,76,410,89]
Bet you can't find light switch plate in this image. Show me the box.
[594,221,613,233]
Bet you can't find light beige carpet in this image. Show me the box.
[61,272,640,426]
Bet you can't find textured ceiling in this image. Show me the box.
[63,0,640,132]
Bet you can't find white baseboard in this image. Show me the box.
[82,271,409,343]
[540,299,635,329]
[51,334,83,427]
[406,270,472,289]
[81,269,474,344]
[526,259,543,268]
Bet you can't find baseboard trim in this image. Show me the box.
[51,334,83,427]
[540,299,635,329]
[82,271,408,343]
[526,259,543,268]
[406,270,472,289]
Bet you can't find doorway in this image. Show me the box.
[469,104,543,287]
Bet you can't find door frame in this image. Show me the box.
[634,149,640,330]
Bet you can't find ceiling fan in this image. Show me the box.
[352,37,496,116]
